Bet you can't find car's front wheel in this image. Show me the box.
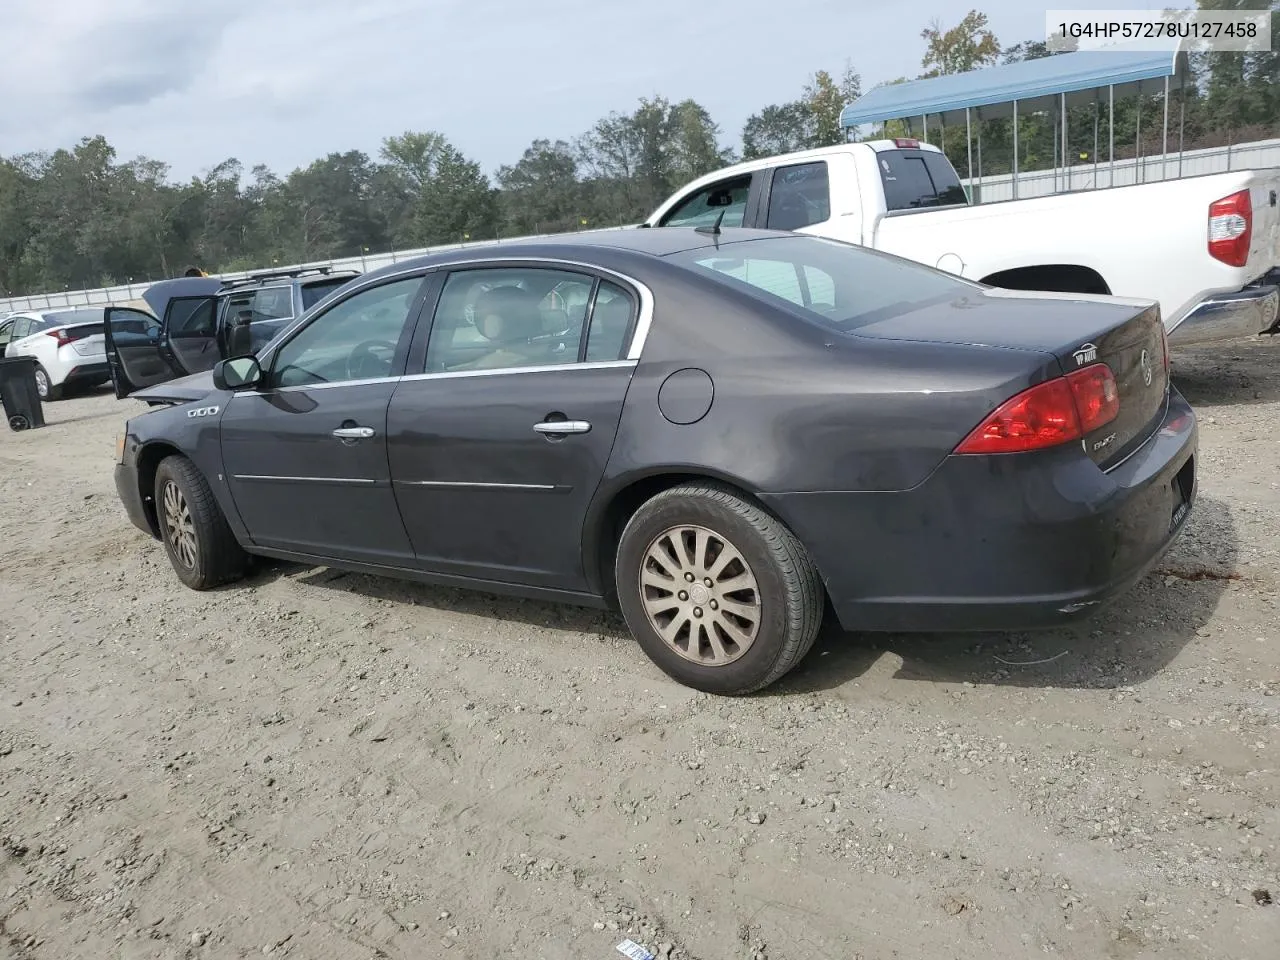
[615,483,824,695]
[154,456,248,590]
[33,364,61,401]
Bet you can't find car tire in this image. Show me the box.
[154,455,248,590]
[33,364,61,401]
[615,483,824,695]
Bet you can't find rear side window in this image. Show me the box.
[672,235,971,334]
[766,161,831,230]
[301,277,354,310]
[877,150,967,211]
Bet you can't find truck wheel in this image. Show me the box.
[615,483,824,695]
[34,365,61,401]
[154,455,247,590]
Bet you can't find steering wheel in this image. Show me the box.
[345,339,398,381]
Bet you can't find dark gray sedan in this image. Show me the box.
[113,227,1197,694]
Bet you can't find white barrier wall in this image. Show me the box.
[3,136,1278,314]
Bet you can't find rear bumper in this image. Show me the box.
[1167,282,1279,346]
[64,361,110,384]
[764,388,1199,633]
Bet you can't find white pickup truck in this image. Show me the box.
[643,139,1280,346]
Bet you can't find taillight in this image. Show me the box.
[1159,323,1170,374]
[1207,189,1252,267]
[893,138,921,149]
[955,364,1120,455]
[45,329,74,348]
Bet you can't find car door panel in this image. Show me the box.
[163,296,220,374]
[220,382,414,564]
[387,363,634,590]
[103,307,184,397]
[216,273,431,566]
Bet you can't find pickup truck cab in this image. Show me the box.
[104,267,359,398]
[644,139,1280,345]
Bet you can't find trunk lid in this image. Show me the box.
[854,287,1169,469]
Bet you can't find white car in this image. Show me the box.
[0,309,110,400]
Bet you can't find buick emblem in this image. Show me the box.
[1139,349,1153,387]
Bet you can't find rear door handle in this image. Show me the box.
[332,426,375,440]
[534,420,591,435]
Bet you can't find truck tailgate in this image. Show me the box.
[1248,174,1280,279]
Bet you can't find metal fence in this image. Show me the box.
[966,136,1280,203]
[0,224,639,314]
[4,135,1278,314]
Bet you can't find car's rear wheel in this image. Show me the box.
[615,483,824,695]
[154,456,248,590]
[33,365,61,401]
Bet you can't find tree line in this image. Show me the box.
[1,2,1276,298]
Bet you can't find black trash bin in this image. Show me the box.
[0,356,45,431]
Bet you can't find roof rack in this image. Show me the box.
[218,265,358,290]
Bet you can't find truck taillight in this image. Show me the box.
[955,364,1119,455]
[1207,189,1252,267]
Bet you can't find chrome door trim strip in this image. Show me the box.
[232,474,377,485]
[394,480,558,491]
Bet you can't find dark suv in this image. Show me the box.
[104,267,360,398]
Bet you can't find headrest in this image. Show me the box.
[474,286,543,342]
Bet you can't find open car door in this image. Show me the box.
[162,295,221,374]
[103,305,184,398]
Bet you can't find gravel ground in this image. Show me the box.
[1,336,1278,960]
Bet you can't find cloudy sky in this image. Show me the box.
[3,0,1169,182]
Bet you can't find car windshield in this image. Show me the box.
[669,235,974,333]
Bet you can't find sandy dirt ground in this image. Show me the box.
[1,336,1278,960]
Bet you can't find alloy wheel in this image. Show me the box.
[162,480,198,570]
[638,524,761,666]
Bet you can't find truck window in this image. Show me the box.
[766,161,831,230]
[660,175,750,228]
[877,149,967,211]
[301,277,354,310]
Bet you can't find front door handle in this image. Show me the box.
[332,426,375,440]
[534,419,591,436]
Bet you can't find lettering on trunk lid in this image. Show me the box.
[1072,342,1098,365]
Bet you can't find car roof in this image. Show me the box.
[366,226,797,279]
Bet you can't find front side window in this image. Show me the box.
[167,298,216,336]
[271,276,424,388]
[660,175,750,228]
[671,235,971,333]
[426,267,599,373]
[766,161,831,230]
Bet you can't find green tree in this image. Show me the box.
[496,139,583,236]
[920,10,1000,77]
[741,65,861,158]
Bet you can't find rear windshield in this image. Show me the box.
[669,235,972,333]
[301,277,354,310]
[876,149,967,210]
[44,308,103,328]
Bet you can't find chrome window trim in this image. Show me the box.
[246,255,654,390]
[226,359,637,400]
[399,359,636,383]
[421,256,655,360]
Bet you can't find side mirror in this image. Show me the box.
[213,356,262,391]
